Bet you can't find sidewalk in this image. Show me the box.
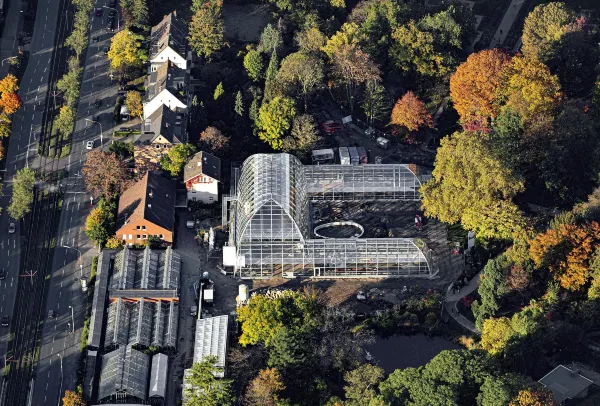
[0,0,23,78]
[488,0,526,48]
[445,270,482,334]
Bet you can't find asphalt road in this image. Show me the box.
[0,0,63,394]
[31,2,120,404]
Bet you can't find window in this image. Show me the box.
[142,226,146,230]
[122,234,127,240]
[137,235,141,239]
[142,234,147,239]
[209,197,214,201]
[128,235,132,240]
[136,226,140,230]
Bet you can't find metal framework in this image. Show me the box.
[225,153,435,279]
[98,345,150,402]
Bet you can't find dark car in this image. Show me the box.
[0,269,5,280]
[106,19,114,32]
[109,0,116,7]
[103,47,109,55]
[94,99,102,108]
[1,316,9,327]
[109,9,116,17]
[94,7,103,16]
[8,222,15,234]
[92,36,99,43]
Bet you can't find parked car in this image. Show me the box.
[106,19,114,32]
[8,222,15,234]
[48,310,56,319]
[94,7,103,16]
[0,269,6,280]
[103,47,109,55]
[92,36,99,43]
[109,9,116,17]
[1,316,9,327]
[109,0,116,7]
[94,99,102,108]
[86,140,94,150]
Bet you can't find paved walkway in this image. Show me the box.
[489,0,526,48]
[445,270,482,334]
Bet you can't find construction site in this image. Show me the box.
[222,153,442,279]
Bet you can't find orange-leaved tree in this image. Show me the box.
[509,384,555,406]
[530,221,600,291]
[0,91,21,115]
[244,368,286,406]
[0,74,18,94]
[62,390,86,406]
[390,91,432,137]
[450,49,511,130]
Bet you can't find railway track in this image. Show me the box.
[3,0,73,402]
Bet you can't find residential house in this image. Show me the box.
[116,171,176,246]
[539,365,594,404]
[143,60,188,119]
[134,105,187,171]
[183,151,221,204]
[149,12,188,71]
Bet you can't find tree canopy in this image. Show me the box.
[108,29,147,73]
[8,168,36,220]
[390,91,432,133]
[255,97,296,150]
[82,150,130,199]
[421,131,526,240]
[184,356,235,406]
[160,143,197,177]
[189,0,224,59]
[85,198,116,247]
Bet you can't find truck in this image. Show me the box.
[200,275,214,305]
[348,147,360,165]
[311,149,335,164]
[80,279,88,293]
[186,218,195,229]
[339,147,350,165]
[357,147,368,164]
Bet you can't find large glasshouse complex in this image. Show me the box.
[222,153,436,279]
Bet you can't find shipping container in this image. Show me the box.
[348,147,360,165]
[377,137,390,149]
[339,147,350,165]
[357,147,368,164]
[312,148,335,164]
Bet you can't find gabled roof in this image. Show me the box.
[117,171,176,232]
[183,151,221,182]
[146,61,187,103]
[150,12,187,61]
[539,365,594,403]
[136,105,186,145]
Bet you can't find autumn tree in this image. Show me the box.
[0,91,21,115]
[361,80,389,125]
[529,221,600,291]
[0,74,18,93]
[160,143,196,176]
[282,114,318,157]
[62,390,86,406]
[108,29,147,75]
[0,113,10,138]
[125,91,143,118]
[82,150,130,199]
[121,0,148,28]
[295,26,327,54]
[391,20,455,78]
[244,368,285,406]
[277,52,323,110]
[322,22,362,59]
[390,91,432,134]
[522,2,577,62]
[243,49,264,82]
[450,49,511,129]
[330,44,380,112]
[85,198,116,247]
[198,127,229,154]
[504,56,562,123]
[55,106,75,136]
[184,355,235,406]
[509,385,556,406]
[421,131,526,240]
[189,0,224,59]
[8,167,35,220]
[255,97,296,150]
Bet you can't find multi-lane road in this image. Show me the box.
[0,0,119,402]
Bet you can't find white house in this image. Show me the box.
[143,61,188,118]
[150,12,188,71]
[184,151,221,204]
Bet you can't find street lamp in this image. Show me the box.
[68,305,74,334]
[103,6,121,30]
[84,118,103,146]
[1,56,17,66]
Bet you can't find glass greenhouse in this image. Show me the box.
[224,154,435,279]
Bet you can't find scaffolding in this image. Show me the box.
[226,153,435,278]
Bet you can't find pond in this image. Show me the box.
[366,334,460,373]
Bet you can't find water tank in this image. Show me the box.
[239,284,248,302]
